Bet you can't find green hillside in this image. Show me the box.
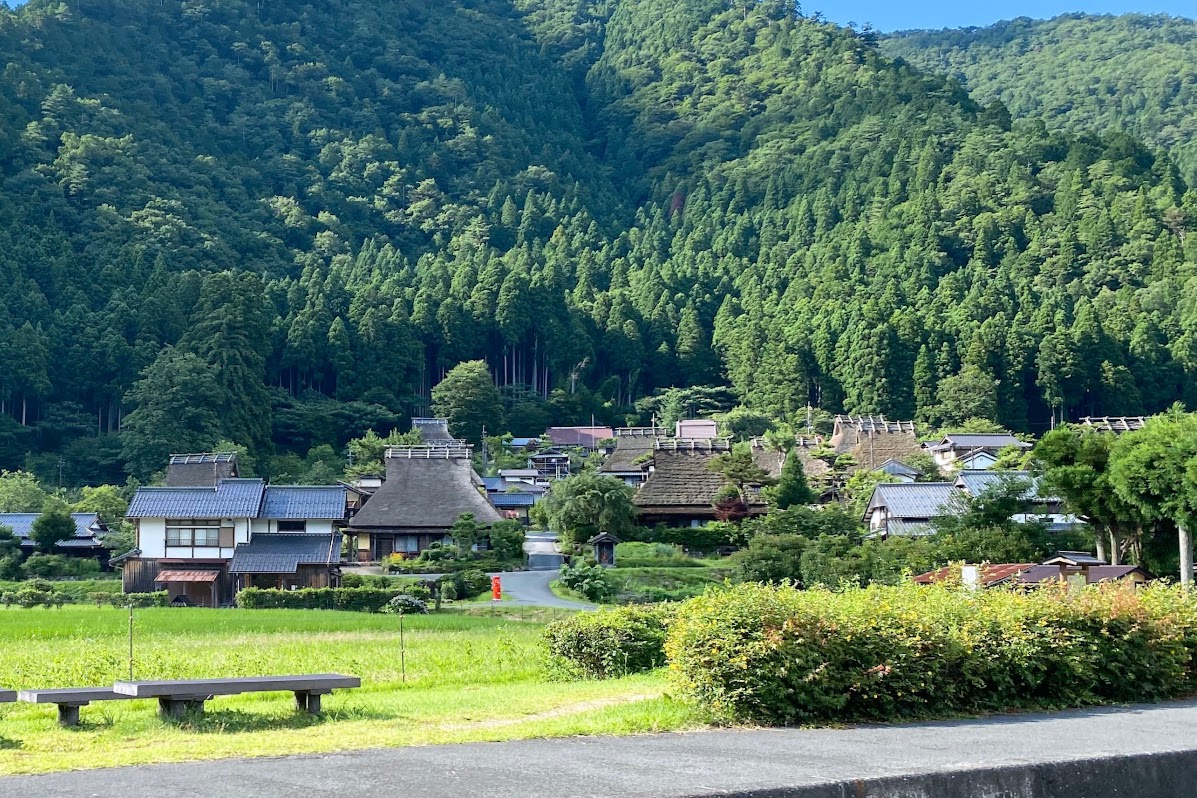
[0,0,1195,485]
[883,13,1197,184]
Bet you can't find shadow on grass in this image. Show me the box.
[165,704,397,733]
[0,736,21,750]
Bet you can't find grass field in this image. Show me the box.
[0,606,702,775]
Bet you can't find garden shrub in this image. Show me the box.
[114,591,170,607]
[558,561,616,602]
[235,586,403,612]
[383,594,428,615]
[439,569,490,600]
[613,542,704,568]
[665,582,1197,725]
[543,604,676,679]
[22,553,102,579]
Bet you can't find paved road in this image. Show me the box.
[5,700,1197,797]
[495,569,594,610]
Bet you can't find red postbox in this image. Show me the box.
[491,575,502,601]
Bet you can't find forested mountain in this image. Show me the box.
[883,14,1197,184]
[1,0,1195,486]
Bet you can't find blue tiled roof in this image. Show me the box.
[0,513,100,540]
[228,533,339,574]
[507,437,540,448]
[126,479,266,519]
[490,492,538,508]
[481,477,504,492]
[261,486,346,520]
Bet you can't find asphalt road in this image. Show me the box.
[5,700,1197,797]
[495,569,594,609]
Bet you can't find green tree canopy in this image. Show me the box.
[431,361,504,447]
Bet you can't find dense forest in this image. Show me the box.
[1,0,1196,486]
[883,14,1197,184]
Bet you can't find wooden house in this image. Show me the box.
[121,475,346,606]
[828,416,922,471]
[924,433,1030,470]
[345,444,502,561]
[527,449,571,481]
[633,439,767,527]
[545,426,615,453]
[0,512,109,562]
[599,428,662,487]
[863,482,957,537]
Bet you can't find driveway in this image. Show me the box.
[493,569,594,610]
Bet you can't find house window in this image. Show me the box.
[166,519,222,547]
[277,520,307,532]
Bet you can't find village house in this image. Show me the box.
[829,415,922,471]
[0,512,108,562]
[675,419,718,440]
[527,448,571,481]
[544,426,615,454]
[599,427,662,487]
[345,443,502,561]
[120,454,346,607]
[924,433,1030,470]
[914,552,1152,589]
[633,439,768,527]
[864,469,1085,538]
[863,482,957,537]
[878,458,919,483]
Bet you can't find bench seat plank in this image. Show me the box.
[113,674,360,698]
[18,688,134,705]
[0,689,15,703]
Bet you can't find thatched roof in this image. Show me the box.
[633,451,766,512]
[600,433,657,474]
[348,455,501,531]
[165,452,239,487]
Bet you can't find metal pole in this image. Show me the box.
[399,612,406,684]
[127,601,134,681]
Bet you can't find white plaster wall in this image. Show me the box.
[138,518,166,558]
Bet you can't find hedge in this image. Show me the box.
[235,586,404,612]
[665,582,1197,724]
[543,604,676,679]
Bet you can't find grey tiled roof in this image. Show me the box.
[879,458,919,478]
[490,493,537,508]
[228,533,339,574]
[261,486,346,520]
[886,520,935,537]
[0,513,101,540]
[954,470,1051,501]
[126,479,266,519]
[867,483,958,520]
[930,434,1029,451]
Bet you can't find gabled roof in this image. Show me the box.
[1016,564,1152,584]
[0,512,105,548]
[865,483,957,521]
[928,433,1029,452]
[490,493,538,508]
[878,458,919,478]
[348,456,502,530]
[954,470,1054,501]
[260,486,347,520]
[634,451,765,510]
[228,533,339,574]
[127,479,266,519]
[545,426,614,449]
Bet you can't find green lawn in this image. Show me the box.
[0,606,701,775]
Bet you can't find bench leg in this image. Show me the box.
[57,704,82,727]
[294,691,324,714]
[158,698,205,719]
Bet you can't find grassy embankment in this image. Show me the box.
[0,606,700,775]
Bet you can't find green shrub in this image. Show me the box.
[559,561,616,602]
[235,587,403,612]
[666,582,1197,725]
[383,594,428,614]
[438,569,490,600]
[22,553,101,579]
[543,604,676,678]
[613,542,705,568]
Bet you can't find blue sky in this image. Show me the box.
[814,1,1193,32]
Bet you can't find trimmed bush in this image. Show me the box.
[383,594,428,614]
[543,604,675,679]
[116,591,170,608]
[666,582,1197,725]
[235,587,402,612]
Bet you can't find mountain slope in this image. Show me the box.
[0,0,1194,485]
[883,13,1197,184]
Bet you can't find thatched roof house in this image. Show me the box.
[829,415,921,470]
[633,440,767,527]
[346,445,501,561]
[165,452,239,487]
[599,428,662,486]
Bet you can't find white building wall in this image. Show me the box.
[138,519,166,558]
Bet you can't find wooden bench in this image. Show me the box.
[112,674,361,719]
[18,688,134,727]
